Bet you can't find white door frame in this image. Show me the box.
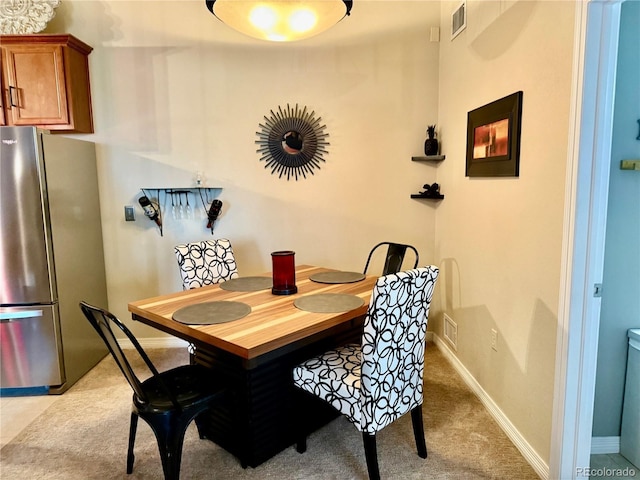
[550,1,623,478]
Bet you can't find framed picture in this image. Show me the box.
[466,91,523,177]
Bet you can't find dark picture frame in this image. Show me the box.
[466,91,523,177]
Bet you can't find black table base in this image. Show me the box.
[191,316,364,468]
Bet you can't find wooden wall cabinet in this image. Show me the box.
[0,34,94,133]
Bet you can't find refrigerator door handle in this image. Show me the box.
[0,310,44,322]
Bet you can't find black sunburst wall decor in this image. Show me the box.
[255,104,330,181]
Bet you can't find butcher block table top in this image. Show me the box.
[128,265,376,360]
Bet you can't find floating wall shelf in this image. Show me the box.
[411,155,446,162]
[411,193,444,200]
[411,155,445,200]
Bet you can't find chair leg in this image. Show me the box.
[411,405,428,459]
[362,432,381,480]
[156,428,187,480]
[292,386,307,454]
[127,412,139,474]
[194,414,209,440]
[296,436,307,454]
[145,413,194,480]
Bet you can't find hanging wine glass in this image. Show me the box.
[185,192,193,219]
[171,191,178,220]
[178,192,184,220]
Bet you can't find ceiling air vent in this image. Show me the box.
[451,0,467,40]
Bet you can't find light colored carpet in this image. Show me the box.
[0,343,540,479]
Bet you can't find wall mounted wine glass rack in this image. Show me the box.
[139,187,222,236]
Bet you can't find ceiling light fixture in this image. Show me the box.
[205,0,353,42]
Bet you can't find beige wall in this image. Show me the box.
[47,0,580,469]
[48,0,442,335]
[435,0,576,464]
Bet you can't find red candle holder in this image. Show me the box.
[271,250,297,295]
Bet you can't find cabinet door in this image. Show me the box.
[3,44,70,127]
[0,60,6,126]
[0,94,5,126]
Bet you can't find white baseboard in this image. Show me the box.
[426,332,550,480]
[124,332,549,477]
[590,436,620,454]
[119,336,189,350]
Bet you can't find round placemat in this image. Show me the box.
[294,293,364,313]
[309,271,366,284]
[172,301,251,325]
[219,276,272,292]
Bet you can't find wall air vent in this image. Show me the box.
[451,0,467,40]
[444,313,458,350]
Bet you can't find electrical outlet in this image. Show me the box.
[491,329,498,351]
[124,205,135,221]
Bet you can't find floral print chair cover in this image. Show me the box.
[293,266,439,479]
[174,239,239,290]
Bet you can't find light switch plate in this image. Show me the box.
[124,205,135,221]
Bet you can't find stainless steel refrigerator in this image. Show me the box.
[0,126,108,395]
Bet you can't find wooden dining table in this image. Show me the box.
[128,265,377,468]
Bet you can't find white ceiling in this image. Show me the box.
[60,1,443,48]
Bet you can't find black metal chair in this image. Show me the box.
[79,301,225,480]
[362,242,419,276]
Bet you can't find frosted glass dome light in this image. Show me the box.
[205,0,353,42]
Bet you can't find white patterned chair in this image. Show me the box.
[292,266,439,480]
[174,239,239,290]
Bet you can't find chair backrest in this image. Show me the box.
[362,242,419,276]
[359,266,439,434]
[79,301,177,408]
[174,239,239,290]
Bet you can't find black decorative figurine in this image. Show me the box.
[421,182,441,198]
[424,125,439,156]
